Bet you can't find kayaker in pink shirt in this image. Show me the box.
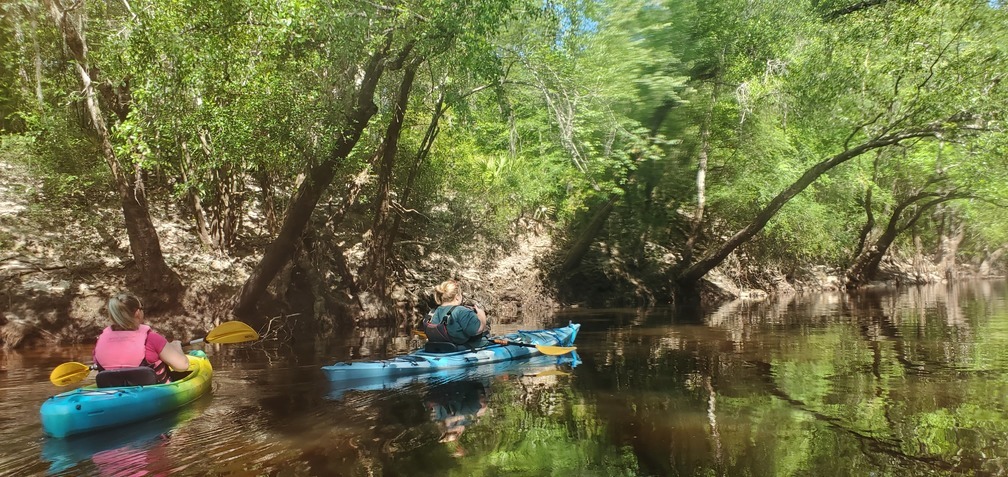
[92,292,191,383]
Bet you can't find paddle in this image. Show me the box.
[411,329,576,356]
[49,321,259,386]
[490,339,577,356]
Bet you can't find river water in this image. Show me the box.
[2,280,1007,476]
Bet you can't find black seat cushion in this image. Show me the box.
[95,366,158,387]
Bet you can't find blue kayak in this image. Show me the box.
[326,350,581,400]
[40,350,212,438]
[322,322,580,382]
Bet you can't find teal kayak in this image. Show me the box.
[40,350,213,438]
[41,394,211,474]
[322,322,580,382]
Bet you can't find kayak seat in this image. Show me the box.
[169,370,192,382]
[96,366,158,387]
[423,342,471,353]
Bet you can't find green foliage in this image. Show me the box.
[1,0,1006,300]
[28,117,109,205]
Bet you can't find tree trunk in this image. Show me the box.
[845,211,904,286]
[855,155,881,256]
[391,91,446,238]
[119,170,183,303]
[324,167,373,311]
[676,128,940,288]
[854,186,875,257]
[197,130,242,252]
[44,0,182,307]
[845,192,963,287]
[255,166,279,236]
[232,42,391,319]
[556,96,678,275]
[31,11,43,108]
[14,3,45,110]
[559,198,616,274]
[180,141,215,249]
[362,58,421,297]
[210,162,241,251]
[936,214,965,281]
[979,247,1006,277]
[682,87,716,267]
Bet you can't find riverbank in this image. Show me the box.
[0,155,567,348]
[1,154,996,350]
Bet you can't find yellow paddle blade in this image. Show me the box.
[412,329,428,338]
[204,321,259,344]
[50,362,92,386]
[491,339,577,356]
[534,344,577,356]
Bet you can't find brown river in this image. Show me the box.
[2,280,1008,476]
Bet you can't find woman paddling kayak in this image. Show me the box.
[422,279,489,348]
[93,292,191,384]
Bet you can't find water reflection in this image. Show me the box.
[574,281,1008,476]
[309,352,586,475]
[4,282,1008,476]
[426,380,488,455]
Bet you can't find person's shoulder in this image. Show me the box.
[146,329,169,347]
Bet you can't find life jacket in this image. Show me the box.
[94,325,170,383]
[423,305,464,344]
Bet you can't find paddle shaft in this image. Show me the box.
[491,339,576,355]
[414,331,574,355]
[492,339,538,348]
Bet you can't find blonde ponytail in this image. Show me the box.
[434,280,461,303]
[108,292,142,330]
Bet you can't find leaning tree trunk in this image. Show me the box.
[361,58,421,298]
[388,91,447,245]
[232,41,392,320]
[845,216,903,287]
[557,96,677,276]
[676,128,940,290]
[559,198,616,274]
[44,0,182,307]
[845,192,963,287]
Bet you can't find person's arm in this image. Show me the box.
[474,303,488,333]
[158,340,191,371]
